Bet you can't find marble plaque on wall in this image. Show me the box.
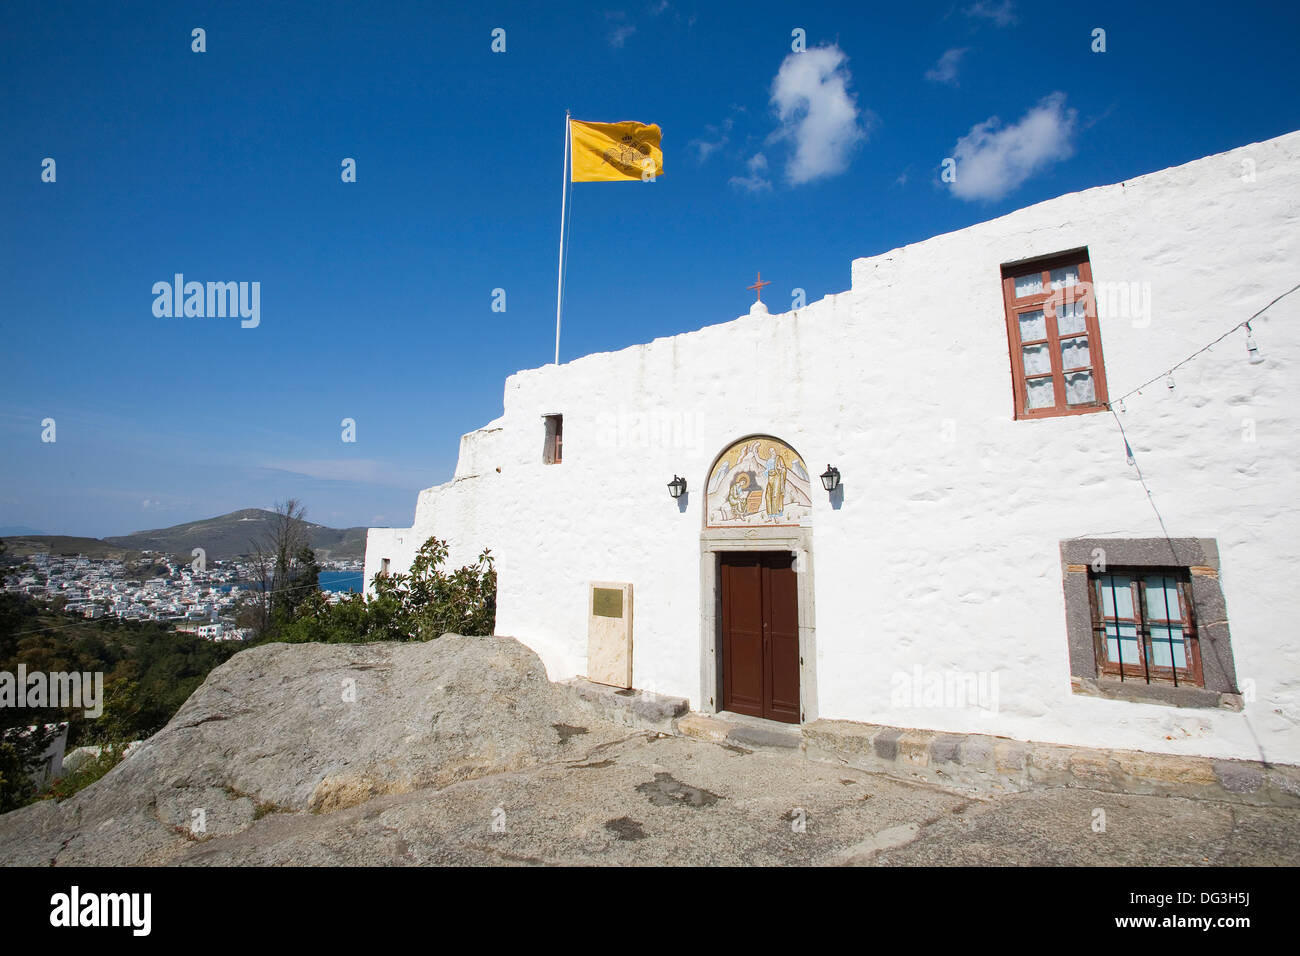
[588,581,633,688]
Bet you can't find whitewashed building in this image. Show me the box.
[367,130,1300,765]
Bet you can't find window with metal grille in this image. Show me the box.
[1001,249,1110,419]
[1089,570,1203,686]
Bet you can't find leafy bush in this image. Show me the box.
[275,537,495,644]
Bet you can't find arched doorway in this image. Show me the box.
[698,435,818,724]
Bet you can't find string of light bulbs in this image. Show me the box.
[1109,281,1299,411]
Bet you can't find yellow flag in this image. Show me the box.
[570,119,664,182]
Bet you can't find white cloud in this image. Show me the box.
[948,92,1077,201]
[691,116,734,162]
[965,0,1017,27]
[139,497,187,513]
[729,153,772,192]
[925,47,969,85]
[262,458,426,489]
[606,12,636,47]
[767,45,869,185]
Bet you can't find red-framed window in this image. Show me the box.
[1001,250,1109,420]
[1089,570,1203,687]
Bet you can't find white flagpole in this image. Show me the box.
[554,111,571,365]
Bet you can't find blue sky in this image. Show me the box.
[2,0,1297,537]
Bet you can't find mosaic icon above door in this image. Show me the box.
[706,436,813,528]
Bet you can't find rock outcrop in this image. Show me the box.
[0,634,592,865]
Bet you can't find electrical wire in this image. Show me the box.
[1109,281,1299,406]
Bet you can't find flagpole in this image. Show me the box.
[554,110,570,365]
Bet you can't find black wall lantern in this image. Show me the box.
[668,475,688,499]
[819,464,841,492]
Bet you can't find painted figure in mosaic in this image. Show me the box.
[727,473,750,519]
[763,452,787,518]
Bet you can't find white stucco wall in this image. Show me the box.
[367,130,1300,764]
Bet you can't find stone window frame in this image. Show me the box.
[1060,538,1243,710]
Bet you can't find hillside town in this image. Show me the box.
[0,550,363,640]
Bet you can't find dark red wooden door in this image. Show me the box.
[720,552,800,723]
[764,555,800,723]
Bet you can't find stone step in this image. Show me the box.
[801,719,1300,806]
[668,710,1300,807]
[675,711,801,750]
[556,678,689,733]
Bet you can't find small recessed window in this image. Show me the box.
[1091,570,1202,686]
[543,414,563,464]
[380,558,391,576]
[1001,250,1109,419]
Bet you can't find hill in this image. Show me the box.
[104,509,367,562]
[2,509,367,563]
[0,535,139,561]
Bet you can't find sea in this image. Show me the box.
[318,570,364,594]
[215,570,363,594]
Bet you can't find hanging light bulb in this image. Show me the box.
[1245,322,1264,364]
[1166,374,1175,390]
[1118,399,1127,413]
[1124,439,1135,467]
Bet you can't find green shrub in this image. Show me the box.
[40,745,126,802]
[274,537,495,644]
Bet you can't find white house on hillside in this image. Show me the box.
[367,130,1300,766]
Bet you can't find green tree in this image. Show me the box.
[87,677,145,746]
[0,741,35,814]
[241,499,319,641]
